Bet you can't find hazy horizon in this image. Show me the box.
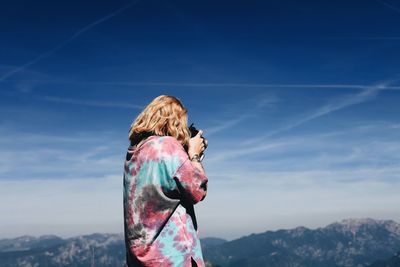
[2,216,399,241]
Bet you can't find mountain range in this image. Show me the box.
[1,218,400,267]
[202,218,400,267]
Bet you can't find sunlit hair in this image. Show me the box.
[128,95,191,148]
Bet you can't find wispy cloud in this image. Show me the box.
[204,115,250,136]
[206,140,288,163]
[39,95,144,109]
[203,94,279,136]
[0,129,125,179]
[240,81,392,146]
[205,118,400,174]
[324,36,400,40]
[0,66,54,93]
[376,0,400,14]
[0,1,140,82]
[4,80,400,90]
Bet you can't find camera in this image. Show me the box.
[188,123,207,161]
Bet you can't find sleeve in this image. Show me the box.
[162,136,208,204]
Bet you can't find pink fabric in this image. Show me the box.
[123,135,208,266]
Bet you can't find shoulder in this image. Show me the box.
[158,136,185,153]
[159,135,181,145]
[141,135,185,155]
[149,136,188,171]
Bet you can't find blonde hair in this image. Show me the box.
[128,95,191,148]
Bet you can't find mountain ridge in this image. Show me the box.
[1,218,400,267]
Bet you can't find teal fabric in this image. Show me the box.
[123,135,208,267]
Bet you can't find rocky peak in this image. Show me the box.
[288,226,309,237]
[325,218,400,236]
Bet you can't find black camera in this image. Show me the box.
[188,123,207,161]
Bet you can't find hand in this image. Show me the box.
[188,130,206,159]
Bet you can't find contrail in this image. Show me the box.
[40,95,144,109]
[376,0,400,14]
[325,36,400,40]
[239,79,396,146]
[0,0,139,82]
[3,79,400,90]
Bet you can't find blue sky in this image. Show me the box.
[1,0,400,240]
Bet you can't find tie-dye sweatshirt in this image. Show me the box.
[123,135,208,267]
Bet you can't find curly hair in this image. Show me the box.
[128,95,191,148]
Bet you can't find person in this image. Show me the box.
[123,95,209,267]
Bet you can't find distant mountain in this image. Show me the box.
[203,218,400,267]
[0,233,125,267]
[0,235,64,253]
[1,218,400,267]
[201,237,228,247]
[368,251,400,267]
